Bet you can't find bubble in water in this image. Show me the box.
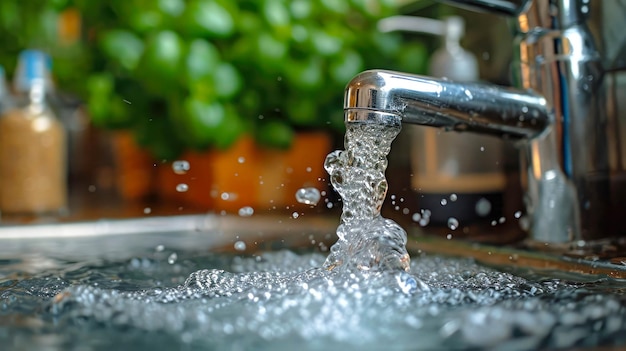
[440,199,448,206]
[155,244,164,252]
[295,187,321,205]
[234,241,246,251]
[450,194,458,202]
[412,213,421,222]
[237,157,245,164]
[221,192,238,201]
[143,207,152,214]
[396,272,418,294]
[447,217,459,230]
[238,206,254,217]
[446,234,453,240]
[172,160,190,175]
[514,211,522,219]
[475,198,492,216]
[480,146,485,152]
[176,183,189,192]
[292,212,300,219]
[167,253,178,264]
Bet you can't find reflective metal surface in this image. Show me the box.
[440,0,530,16]
[344,70,550,139]
[346,0,626,243]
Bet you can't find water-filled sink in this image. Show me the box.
[1,214,625,351]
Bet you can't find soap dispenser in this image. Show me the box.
[379,16,507,227]
[0,65,10,114]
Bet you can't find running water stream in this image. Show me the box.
[2,122,626,350]
[323,122,411,273]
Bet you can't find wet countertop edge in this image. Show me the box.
[0,214,340,240]
[410,233,626,279]
[1,214,625,279]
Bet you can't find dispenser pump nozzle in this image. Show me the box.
[377,15,479,82]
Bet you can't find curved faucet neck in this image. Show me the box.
[516,0,589,33]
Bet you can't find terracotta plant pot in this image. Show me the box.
[114,131,333,213]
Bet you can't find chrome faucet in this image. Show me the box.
[344,0,626,243]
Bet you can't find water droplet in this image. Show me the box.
[221,192,230,200]
[450,194,458,202]
[326,202,333,209]
[172,160,190,174]
[464,90,473,99]
[143,207,152,214]
[480,146,485,152]
[440,199,448,206]
[237,157,245,164]
[498,216,506,224]
[167,253,178,264]
[176,183,189,192]
[295,187,321,205]
[306,167,312,172]
[446,233,453,240]
[238,206,254,217]
[234,241,246,251]
[475,198,492,216]
[412,213,421,222]
[447,217,459,230]
[155,244,164,252]
[514,210,522,219]
[292,212,300,219]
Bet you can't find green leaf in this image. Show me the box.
[256,120,294,149]
[185,39,221,83]
[138,30,185,85]
[213,62,242,99]
[183,0,235,38]
[100,30,144,71]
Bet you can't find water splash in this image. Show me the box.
[295,187,321,205]
[172,160,190,175]
[323,122,410,273]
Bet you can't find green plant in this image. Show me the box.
[1,0,428,160]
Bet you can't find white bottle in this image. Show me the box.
[379,16,506,225]
[0,65,10,114]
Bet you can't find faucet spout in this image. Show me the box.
[344,69,581,243]
[344,70,551,139]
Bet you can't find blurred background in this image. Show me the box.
[0,0,515,230]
